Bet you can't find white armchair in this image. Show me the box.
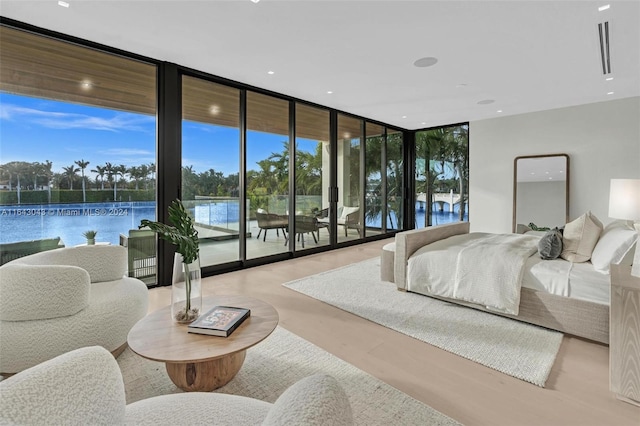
[0,346,353,425]
[0,245,148,375]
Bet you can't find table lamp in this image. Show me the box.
[608,179,640,277]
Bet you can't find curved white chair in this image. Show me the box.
[0,245,149,374]
[0,346,353,425]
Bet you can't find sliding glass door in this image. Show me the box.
[386,128,404,231]
[245,91,290,259]
[336,114,363,243]
[294,104,330,250]
[182,76,241,267]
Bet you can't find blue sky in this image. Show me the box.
[0,93,309,179]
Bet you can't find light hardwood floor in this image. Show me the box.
[148,239,639,426]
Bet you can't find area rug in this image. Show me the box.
[117,326,460,426]
[283,258,563,387]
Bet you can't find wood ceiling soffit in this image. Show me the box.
[1,26,379,142]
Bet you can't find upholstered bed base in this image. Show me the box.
[393,222,610,344]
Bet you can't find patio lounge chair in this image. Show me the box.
[317,206,361,237]
[0,237,64,266]
[119,229,156,285]
[284,215,319,248]
[255,209,288,242]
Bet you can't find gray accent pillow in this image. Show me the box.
[538,227,563,260]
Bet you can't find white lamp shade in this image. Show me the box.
[608,179,640,220]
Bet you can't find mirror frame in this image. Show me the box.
[512,153,570,233]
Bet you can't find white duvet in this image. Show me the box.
[407,233,539,315]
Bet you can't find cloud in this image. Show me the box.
[0,104,154,132]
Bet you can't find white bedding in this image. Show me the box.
[408,232,539,315]
[409,233,611,314]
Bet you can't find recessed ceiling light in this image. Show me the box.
[58,1,70,7]
[401,116,407,119]
[421,122,427,125]
[326,91,333,94]
[549,177,553,180]
[413,57,438,68]
[606,77,614,81]
[598,4,610,11]
[209,105,220,115]
[80,80,92,89]
[251,0,260,3]
[343,133,351,139]
[477,99,495,105]
[497,110,503,113]
[267,71,274,75]
[607,91,614,95]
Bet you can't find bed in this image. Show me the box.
[393,221,637,344]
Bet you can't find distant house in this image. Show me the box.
[0,181,10,190]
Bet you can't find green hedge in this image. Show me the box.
[0,189,155,205]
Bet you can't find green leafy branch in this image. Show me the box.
[140,199,199,264]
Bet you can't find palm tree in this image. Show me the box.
[91,165,106,190]
[415,128,450,226]
[267,141,290,194]
[75,159,90,202]
[148,162,156,189]
[449,125,469,220]
[248,159,278,195]
[43,160,53,202]
[104,162,115,189]
[139,164,150,190]
[1,162,16,191]
[62,164,80,190]
[29,162,41,190]
[295,148,322,196]
[3,162,28,204]
[113,164,127,201]
[128,165,146,190]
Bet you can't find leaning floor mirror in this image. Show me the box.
[513,154,569,233]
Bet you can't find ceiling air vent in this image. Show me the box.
[598,21,611,74]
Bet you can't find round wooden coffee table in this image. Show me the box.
[127,294,279,392]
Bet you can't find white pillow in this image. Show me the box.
[560,212,603,263]
[590,225,638,273]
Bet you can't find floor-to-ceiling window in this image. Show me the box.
[245,91,290,259]
[182,76,241,267]
[365,122,384,237]
[1,21,472,282]
[294,103,330,250]
[386,128,404,231]
[414,124,469,228]
[0,26,158,283]
[362,123,405,237]
[336,114,363,243]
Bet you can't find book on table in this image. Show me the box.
[187,306,251,337]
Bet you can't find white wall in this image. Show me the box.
[469,97,640,233]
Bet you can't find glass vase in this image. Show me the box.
[171,254,202,324]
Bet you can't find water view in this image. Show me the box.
[0,200,467,247]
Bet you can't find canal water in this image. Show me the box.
[0,201,467,246]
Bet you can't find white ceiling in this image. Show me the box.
[516,155,568,182]
[1,0,639,130]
